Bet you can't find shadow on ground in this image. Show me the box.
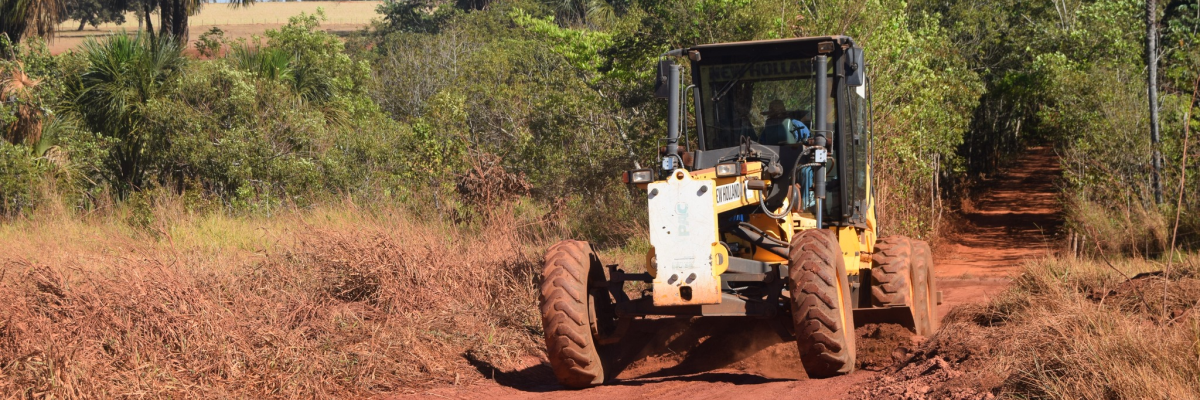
[464,317,798,392]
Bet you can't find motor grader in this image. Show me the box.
[538,36,939,388]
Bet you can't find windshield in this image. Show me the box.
[699,59,832,150]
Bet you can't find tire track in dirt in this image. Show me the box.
[400,148,1062,399]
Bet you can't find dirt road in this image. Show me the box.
[399,148,1062,399]
[935,147,1062,319]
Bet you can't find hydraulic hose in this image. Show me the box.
[731,222,790,259]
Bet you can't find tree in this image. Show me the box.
[0,0,64,43]
[540,0,617,28]
[73,32,183,195]
[150,0,255,45]
[64,0,129,31]
[376,0,457,34]
[1148,0,1163,204]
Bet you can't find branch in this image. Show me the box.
[1165,73,1198,317]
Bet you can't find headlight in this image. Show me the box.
[715,162,742,177]
[623,169,654,184]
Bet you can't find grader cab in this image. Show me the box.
[538,36,940,388]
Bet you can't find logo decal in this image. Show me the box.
[715,182,743,205]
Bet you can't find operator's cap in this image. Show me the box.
[762,100,787,117]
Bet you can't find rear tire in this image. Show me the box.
[539,240,608,388]
[911,240,937,335]
[872,236,935,336]
[788,229,856,378]
[870,236,912,307]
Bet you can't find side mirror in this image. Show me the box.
[654,59,675,99]
[845,47,865,87]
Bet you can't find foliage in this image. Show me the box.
[0,140,42,216]
[229,41,293,81]
[510,9,614,78]
[72,32,183,196]
[0,0,62,43]
[265,11,372,109]
[0,0,1194,252]
[194,26,225,58]
[913,0,1200,253]
[64,0,128,31]
[375,0,458,34]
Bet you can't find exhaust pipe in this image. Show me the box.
[665,63,681,169]
[813,55,828,228]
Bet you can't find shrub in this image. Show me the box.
[73,32,184,196]
[0,141,41,216]
[194,26,226,58]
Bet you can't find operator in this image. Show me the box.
[759,100,810,145]
[759,100,818,209]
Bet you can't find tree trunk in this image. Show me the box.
[1147,0,1163,204]
[78,20,87,31]
[172,0,189,44]
[154,0,191,44]
[158,0,173,39]
[143,3,155,40]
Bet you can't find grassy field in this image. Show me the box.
[0,199,554,397]
[48,1,382,54]
[6,198,1197,398]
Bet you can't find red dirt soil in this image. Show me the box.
[398,148,1061,399]
[935,147,1062,320]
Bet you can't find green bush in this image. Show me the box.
[0,141,42,216]
[73,32,184,196]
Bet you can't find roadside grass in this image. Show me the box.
[0,200,576,397]
[875,254,1200,399]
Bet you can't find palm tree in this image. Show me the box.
[2,0,256,45]
[73,32,183,194]
[154,0,255,45]
[229,43,293,82]
[0,0,64,43]
[541,0,616,28]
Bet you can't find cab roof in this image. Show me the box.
[687,36,856,65]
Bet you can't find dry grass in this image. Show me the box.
[1065,195,1172,258]
[0,200,567,398]
[867,255,1200,399]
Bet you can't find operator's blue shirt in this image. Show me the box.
[790,120,811,142]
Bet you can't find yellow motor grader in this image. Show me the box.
[538,36,939,388]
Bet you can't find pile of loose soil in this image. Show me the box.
[859,257,1200,400]
[1090,271,1200,322]
[854,308,1001,399]
[854,323,919,371]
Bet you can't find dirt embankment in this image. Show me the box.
[404,149,1065,399]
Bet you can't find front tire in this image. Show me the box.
[788,229,856,378]
[539,240,608,388]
